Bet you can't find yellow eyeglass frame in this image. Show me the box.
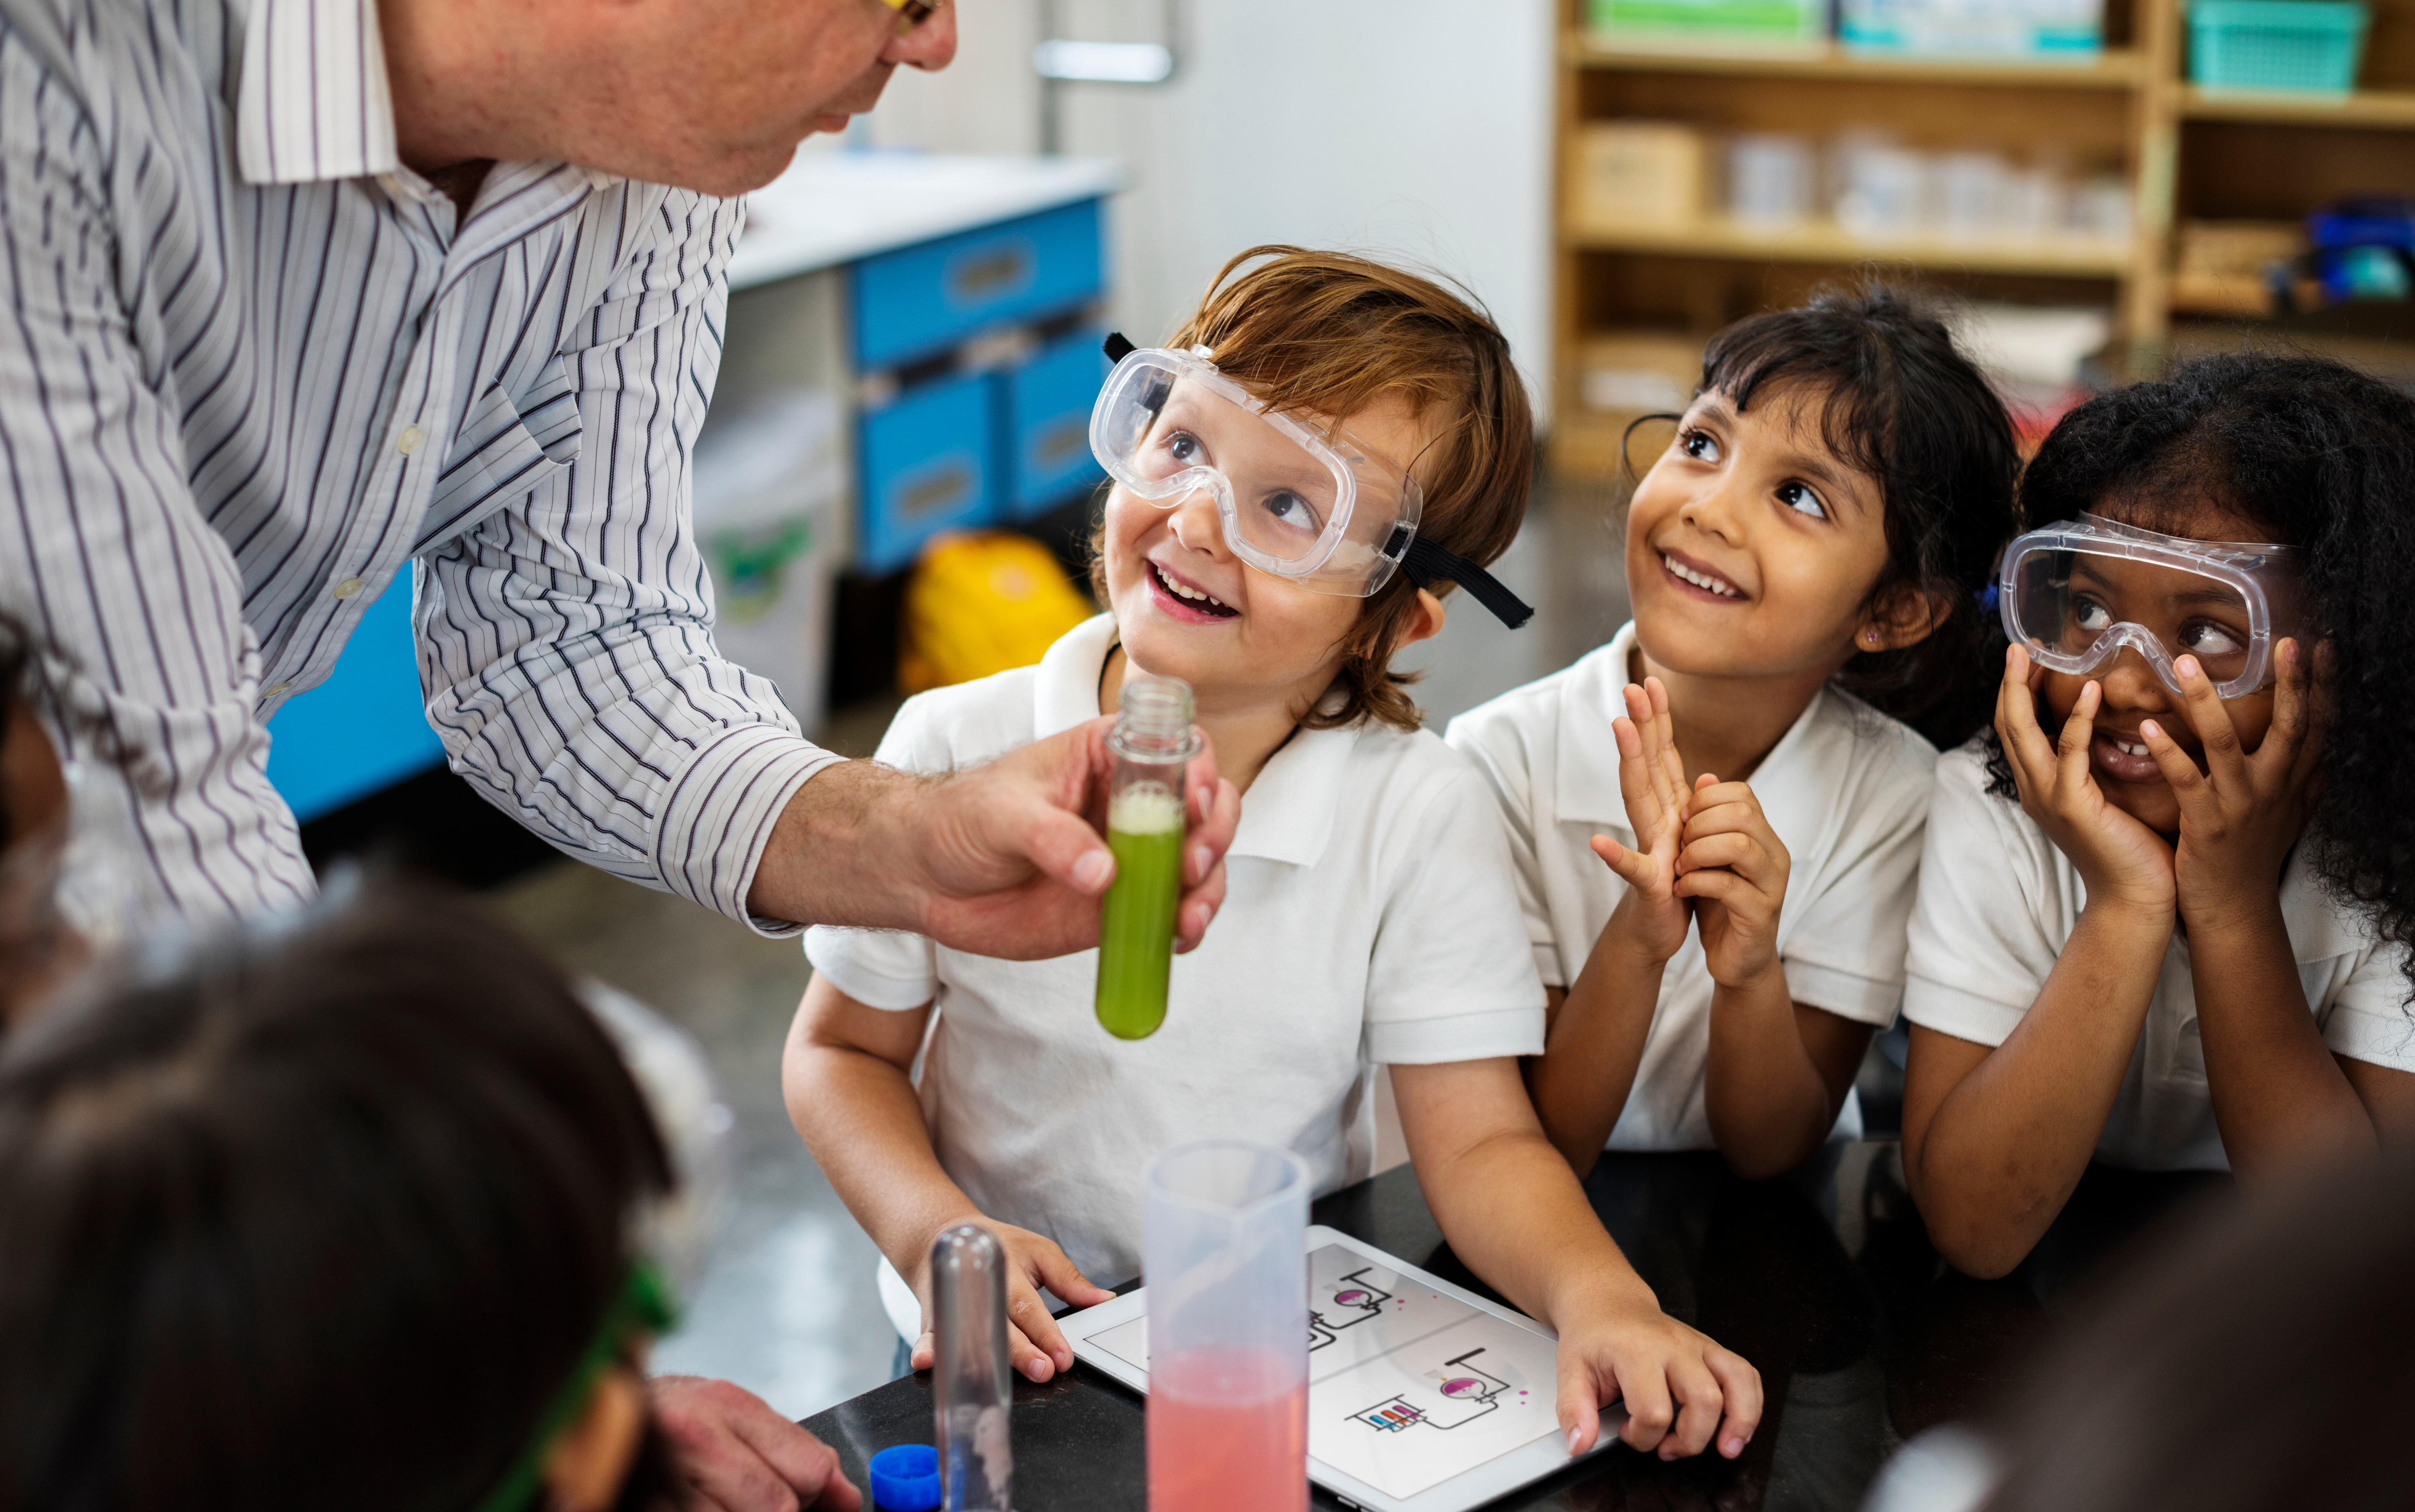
[878,0,941,32]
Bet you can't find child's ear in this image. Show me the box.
[1398,588,1448,650]
[1856,584,1953,653]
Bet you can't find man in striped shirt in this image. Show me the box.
[0,0,1241,1505]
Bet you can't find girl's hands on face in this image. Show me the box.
[2141,639,2328,929]
[1672,775,1790,990]
[1997,646,2175,913]
[1551,1281,1762,1462]
[1592,679,1695,963]
[910,1217,1113,1383]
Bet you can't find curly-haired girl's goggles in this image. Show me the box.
[1091,334,1533,628]
[1998,514,2308,701]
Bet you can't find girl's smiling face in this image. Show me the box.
[1624,386,1907,683]
[1103,392,1436,716]
[2036,500,2283,835]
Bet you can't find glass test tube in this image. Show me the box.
[1093,673,1200,1040]
[931,1225,1012,1512]
[1144,1139,1311,1512]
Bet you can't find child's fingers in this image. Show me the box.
[1591,832,1663,893]
[1612,1362,1676,1454]
[2169,655,2247,788]
[1554,1349,1606,1456]
[1674,831,1758,876]
[910,1330,935,1373]
[2053,680,2101,795]
[2138,718,2213,819]
[1705,1345,1763,1459]
[1657,1356,1724,1460]
[1996,645,2058,786]
[1004,1319,1058,1382]
[2263,638,2322,785]
[1006,1279,1077,1376]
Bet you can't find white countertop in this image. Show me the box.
[729,151,1125,290]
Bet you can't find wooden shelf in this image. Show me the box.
[2179,83,2415,128]
[1566,35,2145,88]
[1566,217,2135,276]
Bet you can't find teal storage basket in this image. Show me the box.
[2189,0,2369,92]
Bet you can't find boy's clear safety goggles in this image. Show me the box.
[1997,514,2308,701]
[1091,334,1534,628]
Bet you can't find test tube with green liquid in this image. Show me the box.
[1095,673,1201,1041]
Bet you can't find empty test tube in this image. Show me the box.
[931,1224,1013,1512]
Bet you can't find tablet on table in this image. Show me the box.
[1063,1225,1621,1512]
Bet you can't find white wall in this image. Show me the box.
[862,0,1558,421]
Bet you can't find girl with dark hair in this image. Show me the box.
[1448,287,2021,1181]
[1899,352,2415,1280]
[0,883,860,1512]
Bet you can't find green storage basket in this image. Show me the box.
[2188,0,2369,92]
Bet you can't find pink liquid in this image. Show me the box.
[1148,1351,1308,1512]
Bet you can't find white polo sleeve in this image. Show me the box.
[2319,936,2415,1072]
[1778,729,1934,1026]
[1901,745,2067,1049]
[1362,764,1549,1064]
[801,694,950,1012]
[1442,701,1564,990]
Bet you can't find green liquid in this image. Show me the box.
[1095,787,1185,1041]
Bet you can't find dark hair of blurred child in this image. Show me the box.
[0,883,685,1512]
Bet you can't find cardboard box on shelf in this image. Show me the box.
[1577,332,1705,417]
[1571,123,1708,234]
[2171,220,2308,316]
[1589,0,1826,49]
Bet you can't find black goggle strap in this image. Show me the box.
[1105,335,1533,630]
[1391,528,1535,630]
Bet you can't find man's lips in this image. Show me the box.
[1145,559,1239,621]
[1657,549,1746,602]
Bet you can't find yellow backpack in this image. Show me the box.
[898,530,1096,694]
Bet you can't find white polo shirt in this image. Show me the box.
[1903,740,2415,1171]
[1445,622,1936,1151]
[805,615,1545,1283]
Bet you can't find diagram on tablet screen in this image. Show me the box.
[1300,1246,1560,1501]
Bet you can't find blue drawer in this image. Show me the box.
[265,578,447,821]
[852,199,1104,370]
[858,371,1002,575]
[1006,330,1109,517]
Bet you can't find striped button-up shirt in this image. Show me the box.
[0,0,841,928]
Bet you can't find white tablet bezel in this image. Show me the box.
[1062,1224,1618,1512]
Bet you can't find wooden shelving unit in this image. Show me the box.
[1551,0,2415,475]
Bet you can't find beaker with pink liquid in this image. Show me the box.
[1144,1140,1310,1512]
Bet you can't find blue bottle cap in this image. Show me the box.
[867,1443,940,1512]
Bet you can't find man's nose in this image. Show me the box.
[886,5,958,70]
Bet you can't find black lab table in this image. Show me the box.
[801,1145,2227,1510]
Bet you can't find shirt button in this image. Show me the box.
[397,424,426,456]
[332,577,365,600]
[262,681,290,698]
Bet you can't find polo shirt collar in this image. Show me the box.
[1033,614,1357,869]
[1551,620,1830,846]
[237,0,402,184]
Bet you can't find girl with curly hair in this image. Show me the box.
[1901,352,2415,1279]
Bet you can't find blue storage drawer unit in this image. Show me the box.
[264,579,447,822]
[852,198,1104,370]
[1005,330,1108,517]
[858,370,1002,575]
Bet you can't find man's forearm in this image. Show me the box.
[746,761,930,930]
[2188,897,2376,1174]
